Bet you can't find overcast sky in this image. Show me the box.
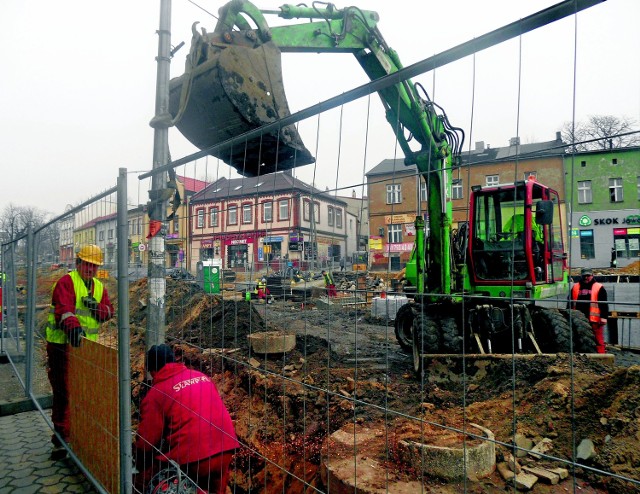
[1,0,638,218]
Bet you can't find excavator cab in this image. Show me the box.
[468,178,566,287]
[168,5,315,177]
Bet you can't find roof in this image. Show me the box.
[177,175,208,193]
[463,137,566,165]
[191,172,346,205]
[366,158,416,177]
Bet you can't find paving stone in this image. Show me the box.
[11,485,41,494]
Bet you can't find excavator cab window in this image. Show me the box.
[471,185,544,282]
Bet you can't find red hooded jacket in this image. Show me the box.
[135,363,239,464]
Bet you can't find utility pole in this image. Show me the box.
[147,0,172,349]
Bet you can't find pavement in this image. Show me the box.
[0,354,98,493]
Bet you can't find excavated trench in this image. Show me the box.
[119,279,640,493]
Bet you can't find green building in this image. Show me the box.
[565,146,640,269]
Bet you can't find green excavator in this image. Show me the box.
[168,0,600,376]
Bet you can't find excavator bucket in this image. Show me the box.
[169,41,315,177]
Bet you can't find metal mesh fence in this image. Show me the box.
[1,2,639,494]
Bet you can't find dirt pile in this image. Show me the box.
[117,279,640,493]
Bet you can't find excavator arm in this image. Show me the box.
[169,0,465,294]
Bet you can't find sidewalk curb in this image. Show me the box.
[0,394,52,416]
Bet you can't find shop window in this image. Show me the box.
[614,229,640,259]
[578,181,592,204]
[579,230,595,259]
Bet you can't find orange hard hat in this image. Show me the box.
[77,244,104,266]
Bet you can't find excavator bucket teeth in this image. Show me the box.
[169,41,315,177]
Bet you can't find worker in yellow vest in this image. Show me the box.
[45,244,114,457]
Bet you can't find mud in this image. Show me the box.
[116,279,640,493]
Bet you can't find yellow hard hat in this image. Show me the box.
[77,244,104,266]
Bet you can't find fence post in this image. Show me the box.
[117,168,133,494]
[25,225,37,398]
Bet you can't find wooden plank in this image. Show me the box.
[68,339,119,493]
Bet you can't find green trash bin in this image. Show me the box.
[203,264,221,294]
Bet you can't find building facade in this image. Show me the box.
[366,133,568,270]
[565,146,640,268]
[189,172,350,271]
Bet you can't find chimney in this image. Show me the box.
[509,137,520,146]
[556,131,562,141]
[352,189,356,198]
[475,141,485,152]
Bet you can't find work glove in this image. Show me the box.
[68,327,86,348]
[82,296,100,311]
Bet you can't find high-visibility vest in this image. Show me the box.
[571,282,604,323]
[45,271,104,344]
[323,272,334,286]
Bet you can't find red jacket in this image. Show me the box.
[135,363,239,464]
[52,272,113,331]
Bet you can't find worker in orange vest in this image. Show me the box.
[570,267,609,354]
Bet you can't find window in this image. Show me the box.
[209,207,218,227]
[279,199,289,220]
[452,179,463,200]
[137,219,142,234]
[386,184,401,204]
[336,208,343,228]
[579,230,595,259]
[578,181,592,204]
[197,209,204,228]
[228,205,237,225]
[263,201,272,222]
[609,178,623,202]
[580,160,586,167]
[108,229,114,239]
[388,224,402,243]
[420,182,427,202]
[524,171,537,180]
[242,204,252,224]
[486,175,499,187]
[173,214,179,234]
[314,202,320,223]
[615,229,640,259]
[327,206,334,227]
[128,221,131,235]
[303,200,310,221]
[612,158,618,165]
[99,231,104,241]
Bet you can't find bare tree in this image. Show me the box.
[562,115,640,152]
[0,203,51,243]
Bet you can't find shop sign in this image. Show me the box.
[289,233,303,242]
[385,213,415,225]
[570,229,579,238]
[166,233,179,239]
[625,215,640,225]
[264,236,283,243]
[288,241,302,251]
[230,239,248,245]
[385,242,414,253]
[369,236,383,250]
[613,229,627,236]
[200,240,213,248]
[578,215,592,227]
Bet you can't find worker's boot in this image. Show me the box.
[50,434,68,460]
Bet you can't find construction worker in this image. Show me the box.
[45,244,114,458]
[321,269,337,298]
[134,344,240,494]
[570,267,609,354]
[255,276,271,303]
